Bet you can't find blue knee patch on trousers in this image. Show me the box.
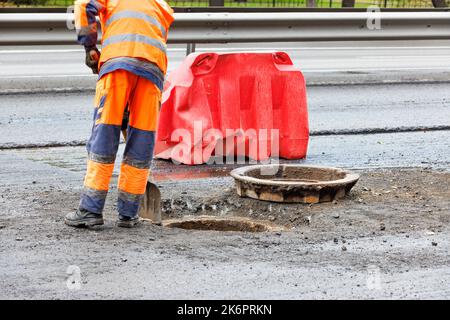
[118,198,140,218]
[87,123,121,156]
[80,193,106,214]
[124,127,155,163]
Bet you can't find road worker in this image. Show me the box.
[65,0,174,228]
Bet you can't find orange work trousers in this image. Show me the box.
[79,69,160,217]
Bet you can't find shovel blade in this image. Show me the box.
[138,182,162,225]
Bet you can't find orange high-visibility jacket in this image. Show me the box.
[74,0,174,87]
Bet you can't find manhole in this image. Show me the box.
[230,164,360,204]
[163,216,283,232]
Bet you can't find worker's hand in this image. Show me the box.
[85,46,101,74]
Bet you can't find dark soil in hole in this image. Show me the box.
[164,217,275,232]
[246,165,346,182]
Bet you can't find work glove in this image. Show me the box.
[85,46,100,74]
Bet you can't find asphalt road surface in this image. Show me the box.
[0,41,449,300]
[1,40,450,77]
[1,82,449,149]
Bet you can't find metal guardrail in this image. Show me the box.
[1,0,447,9]
[1,7,449,12]
[0,6,450,14]
[1,12,450,46]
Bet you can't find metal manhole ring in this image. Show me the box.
[230,164,360,204]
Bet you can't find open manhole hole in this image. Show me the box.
[230,164,360,204]
[163,216,284,232]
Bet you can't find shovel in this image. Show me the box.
[137,180,161,225]
[121,108,162,225]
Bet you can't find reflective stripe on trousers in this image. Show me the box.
[79,69,160,217]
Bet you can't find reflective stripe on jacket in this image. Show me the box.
[74,0,174,76]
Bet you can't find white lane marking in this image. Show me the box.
[1,46,450,54]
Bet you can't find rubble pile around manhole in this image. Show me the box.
[231,164,360,204]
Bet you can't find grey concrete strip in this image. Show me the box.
[304,71,450,87]
[0,77,96,95]
[2,72,450,95]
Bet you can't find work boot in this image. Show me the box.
[116,215,140,228]
[65,208,104,228]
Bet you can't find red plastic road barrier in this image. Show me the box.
[154,52,309,165]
